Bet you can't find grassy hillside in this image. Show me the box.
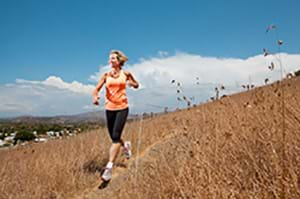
[0,76,299,199]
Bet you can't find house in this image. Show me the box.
[47,131,55,137]
[0,139,4,147]
[4,135,14,142]
[34,138,47,143]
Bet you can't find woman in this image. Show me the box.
[93,50,139,182]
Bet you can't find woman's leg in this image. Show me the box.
[105,110,118,165]
[107,140,125,164]
[108,143,121,163]
[106,110,116,141]
[102,108,129,181]
[108,108,129,162]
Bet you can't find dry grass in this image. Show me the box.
[0,127,110,199]
[1,77,300,199]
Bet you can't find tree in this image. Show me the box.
[14,130,36,144]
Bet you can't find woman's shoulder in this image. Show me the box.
[101,72,108,78]
[123,70,132,76]
[100,72,109,81]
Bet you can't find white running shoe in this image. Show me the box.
[124,141,132,159]
[101,167,112,182]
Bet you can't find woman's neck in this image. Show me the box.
[111,66,122,77]
[111,66,121,72]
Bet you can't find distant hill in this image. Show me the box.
[0,111,107,125]
[0,110,140,125]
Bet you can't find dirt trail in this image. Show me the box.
[72,119,181,199]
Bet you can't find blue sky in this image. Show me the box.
[0,0,300,117]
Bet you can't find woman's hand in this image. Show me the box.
[127,81,139,88]
[93,96,100,105]
[92,73,107,106]
[125,71,139,89]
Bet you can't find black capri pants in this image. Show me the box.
[105,108,129,143]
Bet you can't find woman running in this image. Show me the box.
[93,50,139,182]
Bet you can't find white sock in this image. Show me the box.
[106,162,113,169]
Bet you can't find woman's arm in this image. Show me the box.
[125,71,139,89]
[92,73,107,105]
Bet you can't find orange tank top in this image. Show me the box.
[105,70,128,110]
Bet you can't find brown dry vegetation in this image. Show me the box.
[1,76,300,199]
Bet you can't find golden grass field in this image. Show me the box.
[0,76,299,199]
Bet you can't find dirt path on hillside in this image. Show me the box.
[71,129,178,199]
[70,116,176,199]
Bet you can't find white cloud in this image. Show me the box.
[17,76,94,95]
[90,52,300,114]
[89,65,110,82]
[91,52,300,87]
[1,52,299,117]
[0,76,98,117]
[158,51,169,57]
[0,103,33,112]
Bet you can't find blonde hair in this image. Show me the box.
[110,50,128,66]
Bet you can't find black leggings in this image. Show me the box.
[105,108,129,143]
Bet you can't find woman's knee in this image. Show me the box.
[111,133,122,143]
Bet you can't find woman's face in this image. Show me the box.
[108,53,120,68]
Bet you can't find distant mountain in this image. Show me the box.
[0,110,141,125]
[0,111,107,125]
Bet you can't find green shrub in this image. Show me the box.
[295,69,300,76]
[14,130,36,143]
[32,125,48,135]
[50,125,63,132]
